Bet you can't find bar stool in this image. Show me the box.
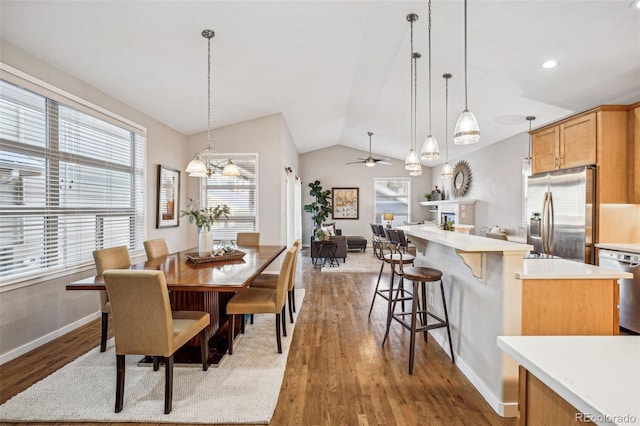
[368,230,415,320]
[383,261,455,374]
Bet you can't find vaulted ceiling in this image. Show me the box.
[1,1,639,165]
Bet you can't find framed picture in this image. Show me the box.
[332,187,359,220]
[156,165,180,228]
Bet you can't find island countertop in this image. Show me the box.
[517,258,633,280]
[497,336,640,426]
[400,224,533,253]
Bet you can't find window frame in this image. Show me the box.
[372,177,411,228]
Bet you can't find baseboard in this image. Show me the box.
[429,332,518,418]
[0,311,100,365]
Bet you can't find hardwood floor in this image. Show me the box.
[0,249,515,425]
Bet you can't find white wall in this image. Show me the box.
[184,113,298,247]
[0,40,190,363]
[300,145,432,245]
[430,132,529,235]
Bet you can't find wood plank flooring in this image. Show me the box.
[0,249,515,425]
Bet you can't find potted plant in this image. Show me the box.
[303,180,332,231]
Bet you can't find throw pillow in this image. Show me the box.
[325,224,336,236]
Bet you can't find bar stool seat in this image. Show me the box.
[384,265,455,374]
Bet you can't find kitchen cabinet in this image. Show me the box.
[530,105,629,203]
[631,102,640,203]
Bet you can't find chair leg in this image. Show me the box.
[164,355,173,414]
[421,281,429,342]
[275,313,282,353]
[228,314,235,355]
[292,284,297,313]
[440,280,455,364]
[409,281,419,374]
[115,354,125,413]
[153,356,160,371]
[241,314,246,334]
[368,261,386,317]
[281,306,287,337]
[101,312,109,352]
[250,314,254,324]
[381,269,396,347]
[200,328,209,371]
[288,290,294,323]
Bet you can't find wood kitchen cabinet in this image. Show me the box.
[530,105,629,203]
[631,102,640,203]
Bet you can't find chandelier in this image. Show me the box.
[186,29,240,178]
[420,0,439,161]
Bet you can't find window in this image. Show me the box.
[373,177,410,228]
[200,154,257,240]
[0,79,145,285]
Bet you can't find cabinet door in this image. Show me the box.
[531,126,559,174]
[560,112,596,169]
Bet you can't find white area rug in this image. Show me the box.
[0,290,305,424]
[321,250,382,273]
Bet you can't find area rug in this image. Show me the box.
[0,290,305,424]
[320,250,382,273]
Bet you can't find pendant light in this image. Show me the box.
[420,0,439,161]
[404,13,422,175]
[186,29,241,178]
[522,116,536,176]
[441,73,454,179]
[453,0,480,145]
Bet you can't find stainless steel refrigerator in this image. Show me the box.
[526,166,596,264]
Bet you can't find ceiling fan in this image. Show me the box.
[346,131,392,167]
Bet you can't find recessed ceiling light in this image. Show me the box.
[542,60,558,69]
[631,0,640,10]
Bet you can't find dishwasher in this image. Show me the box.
[598,249,640,335]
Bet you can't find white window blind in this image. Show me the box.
[0,79,145,285]
[200,154,257,240]
[373,177,411,227]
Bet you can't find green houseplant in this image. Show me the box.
[303,180,332,231]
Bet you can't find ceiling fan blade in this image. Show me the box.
[346,160,366,165]
[377,161,392,165]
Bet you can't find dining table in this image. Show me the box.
[67,244,287,364]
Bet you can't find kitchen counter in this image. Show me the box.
[518,258,633,280]
[497,336,640,426]
[397,224,631,418]
[595,243,640,254]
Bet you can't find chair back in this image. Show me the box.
[103,270,174,356]
[93,246,132,310]
[275,246,297,310]
[236,232,260,246]
[287,240,301,291]
[397,229,410,248]
[143,238,169,260]
[375,224,386,238]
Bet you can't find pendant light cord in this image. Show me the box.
[428,0,432,134]
[464,0,468,110]
[413,54,418,151]
[207,35,212,149]
[410,18,415,151]
[445,75,449,162]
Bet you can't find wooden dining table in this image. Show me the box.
[67,244,286,364]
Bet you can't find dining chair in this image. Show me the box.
[236,232,260,246]
[250,239,301,323]
[93,246,131,352]
[103,269,210,414]
[226,245,297,355]
[143,238,170,260]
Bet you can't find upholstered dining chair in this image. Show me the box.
[236,232,260,246]
[93,246,131,352]
[226,245,297,355]
[103,269,210,414]
[143,238,170,260]
[250,239,301,323]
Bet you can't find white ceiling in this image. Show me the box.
[1,1,639,166]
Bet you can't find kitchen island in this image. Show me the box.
[398,225,632,418]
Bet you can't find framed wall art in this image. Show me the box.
[332,187,359,220]
[156,165,180,228]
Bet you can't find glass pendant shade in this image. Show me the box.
[186,157,207,175]
[522,157,532,176]
[409,166,422,177]
[421,135,440,160]
[441,162,454,179]
[453,110,480,145]
[189,171,208,178]
[222,159,241,176]
[404,149,421,171]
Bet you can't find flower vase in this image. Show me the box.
[198,225,214,256]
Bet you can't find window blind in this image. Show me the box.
[373,177,411,227]
[199,154,257,241]
[0,79,145,285]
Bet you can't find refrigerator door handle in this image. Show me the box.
[541,192,548,254]
[547,192,555,254]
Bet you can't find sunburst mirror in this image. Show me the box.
[451,160,471,198]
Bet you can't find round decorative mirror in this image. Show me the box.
[450,160,471,198]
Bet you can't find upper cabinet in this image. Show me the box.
[530,105,630,204]
[631,102,640,203]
